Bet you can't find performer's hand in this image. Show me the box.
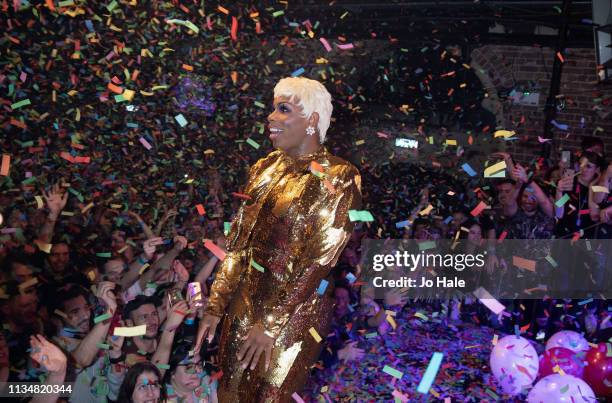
[237,323,273,371]
[195,314,220,353]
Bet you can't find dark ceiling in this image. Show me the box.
[285,1,596,48]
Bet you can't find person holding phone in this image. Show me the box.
[195,77,362,402]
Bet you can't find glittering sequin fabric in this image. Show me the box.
[205,147,362,402]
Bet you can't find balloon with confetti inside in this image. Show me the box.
[490,335,539,396]
[538,347,584,379]
[527,374,596,402]
[545,330,589,353]
[583,343,612,398]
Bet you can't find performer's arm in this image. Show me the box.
[263,167,362,339]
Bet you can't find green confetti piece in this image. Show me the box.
[560,384,569,393]
[555,193,570,208]
[348,210,374,222]
[246,138,260,149]
[250,258,265,272]
[156,363,170,370]
[253,101,266,109]
[165,19,199,34]
[365,332,378,339]
[106,0,118,12]
[11,99,31,110]
[97,343,111,350]
[272,10,285,17]
[96,252,112,258]
[607,343,612,357]
[224,221,231,236]
[67,187,84,202]
[545,255,558,267]
[94,312,111,324]
[382,365,403,379]
[21,177,37,185]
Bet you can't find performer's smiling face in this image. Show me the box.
[268,96,312,154]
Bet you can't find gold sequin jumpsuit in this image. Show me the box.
[205,147,361,402]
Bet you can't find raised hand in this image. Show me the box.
[97,281,118,313]
[164,300,189,332]
[143,237,164,260]
[43,184,68,218]
[30,335,67,373]
[195,314,221,352]
[172,260,189,282]
[337,341,365,362]
[173,235,188,252]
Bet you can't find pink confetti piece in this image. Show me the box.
[337,43,354,50]
[291,392,305,403]
[139,137,152,150]
[319,37,332,52]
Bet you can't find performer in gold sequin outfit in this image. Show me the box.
[195,77,361,402]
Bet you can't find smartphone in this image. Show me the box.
[167,288,184,308]
[187,282,204,308]
[561,150,571,165]
[563,168,575,178]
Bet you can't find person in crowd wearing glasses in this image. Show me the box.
[117,361,167,403]
[164,343,218,403]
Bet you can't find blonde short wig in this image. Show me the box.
[273,77,333,143]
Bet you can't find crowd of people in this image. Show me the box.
[0,134,611,402]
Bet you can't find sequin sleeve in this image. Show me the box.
[205,154,279,317]
[263,165,362,338]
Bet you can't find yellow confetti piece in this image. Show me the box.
[386,314,397,330]
[81,202,94,213]
[494,130,515,138]
[114,325,147,337]
[445,139,457,146]
[138,263,150,275]
[355,139,365,146]
[418,204,434,216]
[309,327,322,343]
[35,195,44,209]
[591,185,609,193]
[316,57,328,64]
[123,89,135,101]
[492,334,499,345]
[483,160,507,178]
[54,309,68,319]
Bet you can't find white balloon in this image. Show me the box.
[545,330,589,353]
[490,335,539,396]
[527,374,596,402]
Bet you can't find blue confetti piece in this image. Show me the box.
[291,67,305,77]
[174,114,188,127]
[578,298,593,306]
[551,119,569,131]
[417,352,444,394]
[316,279,329,295]
[443,216,453,225]
[345,272,356,284]
[461,163,477,177]
[395,220,410,229]
[85,20,95,32]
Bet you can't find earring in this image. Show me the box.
[306,126,315,136]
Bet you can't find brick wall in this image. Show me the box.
[471,45,612,165]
